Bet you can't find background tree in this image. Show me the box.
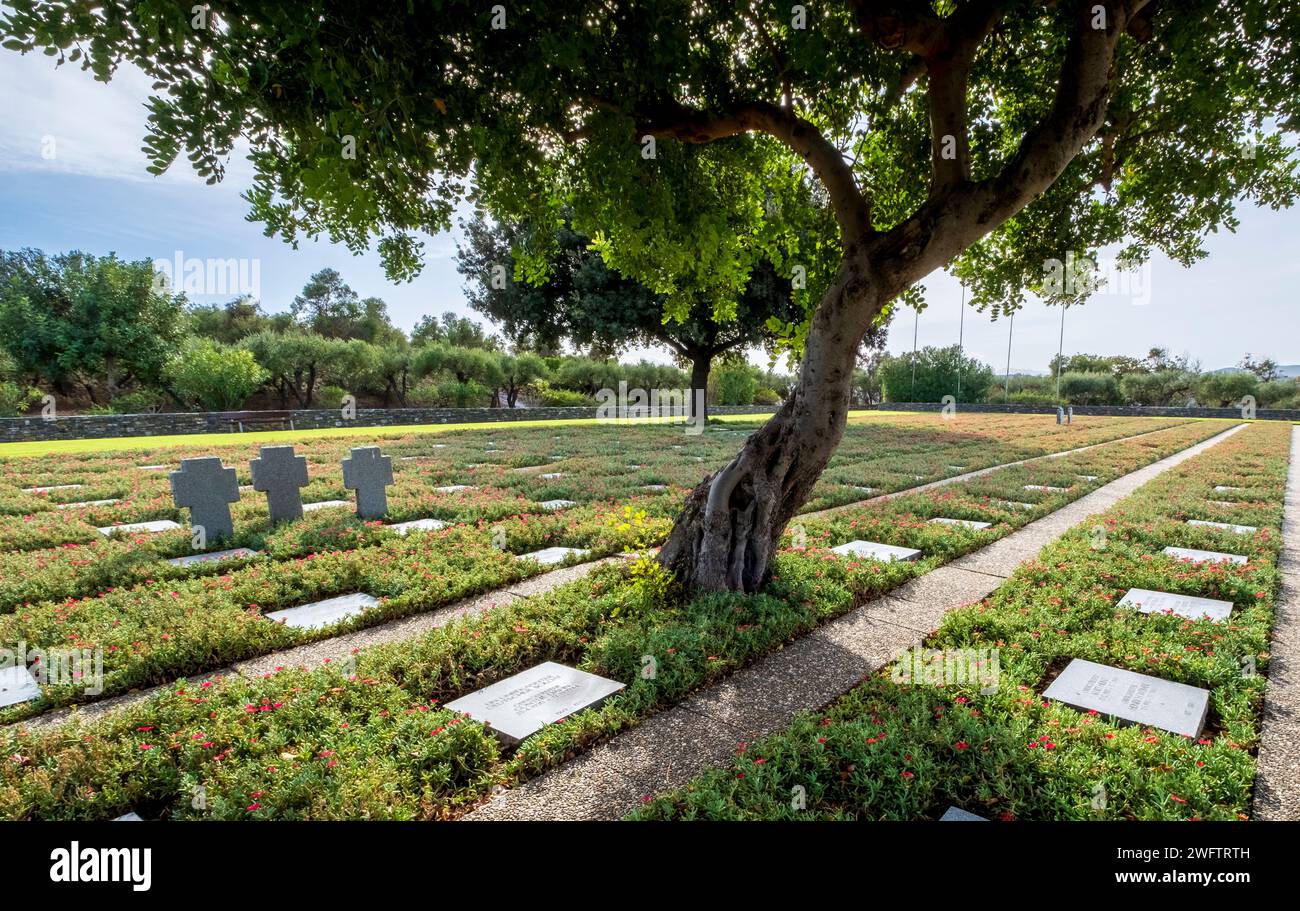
[0,248,185,403]
[1238,353,1283,383]
[411,312,500,350]
[457,215,805,413]
[10,2,1295,592]
[879,345,995,404]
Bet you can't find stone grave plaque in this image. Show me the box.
[137,464,169,471]
[939,806,987,822]
[1213,485,1241,493]
[1206,500,1238,509]
[628,464,642,469]
[341,446,395,519]
[435,484,474,494]
[390,518,447,535]
[167,547,259,568]
[97,520,182,536]
[854,486,875,494]
[1162,546,1248,566]
[1077,475,1098,481]
[540,472,564,480]
[948,465,968,471]
[1024,484,1069,492]
[56,499,120,509]
[23,484,82,493]
[1118,587,1233,623]
[831,540,922,562]
[517,546,589,566]
[537,499,575,511]
[170,457,241,541]
[265,593,379,630]
[113,812,144,822]
[643,484,668,492]
[250,446,309,523]
[993,500,1035,510]
[302,500,350,513]
[1187,519,1256,534]
[0,664,41,708]
[928,518,992,530]
[444,661,625,745]
[1042,658,1210,738]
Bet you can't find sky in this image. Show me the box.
[1,47,1296,375]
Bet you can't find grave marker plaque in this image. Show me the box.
[928,518,992,530]
[1162,546,1247,566]
[517,546,589,566]
[1118,587,1234,622]
[389,518,447,535]
[97,519,182,536]
[167,547,259,568]
[265,593,379,630]
[939,806,987,822]
[444,661,625,745]
[0,664,41,708]
[1042,658,1209,737]
[831,540,922,562]
[1187,519,1256,534]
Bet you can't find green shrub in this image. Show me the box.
[165,338,267,411]
[1059,370,1121,405]
[712,362,759,405]
[538,384,592,406]
[109,388,168,414]
[880,345,994,403]
[0,381,40,417]
[753,387,780,406]
[316,385,350,409]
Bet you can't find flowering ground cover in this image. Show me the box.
[631,421,1290,821]
[0,418,1232,818]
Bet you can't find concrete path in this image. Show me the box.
[1253,425,1300,821]
[465,423,1247,821]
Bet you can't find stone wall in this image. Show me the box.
[0,405,783,444]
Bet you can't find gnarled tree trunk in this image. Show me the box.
[659,250,877,592]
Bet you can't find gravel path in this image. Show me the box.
[1253,424,1300,821]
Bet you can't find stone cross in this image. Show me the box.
[341,446,395,519]
[170,457,241,541]
[249,445,309,523]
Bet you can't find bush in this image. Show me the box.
[1119,370,1196,406]
[0,382,40,417]
[538,385,592,406]
[1004,390,1060,405]
[109,389,168,414]
[1196,371,1259,407]
[436,378,491,408]
[165,339,267,411]
[316,385,350,409]
[712,362,759,405]
[880,345,995,403]
[1059,371,1122,405]
[753,387,781,406]
[1256,379,1300,408]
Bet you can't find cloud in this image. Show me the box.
[0,50,251,186]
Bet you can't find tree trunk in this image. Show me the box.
[689,352,711,421]
[659,252,876,593]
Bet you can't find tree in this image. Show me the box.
[411,312,500,350]
[0,248,186,402]
[165,338,267,411]
[10,3,1294,592]
[188,296,291,343]
[495,352,549,407]
[291,269,403,343]
[239,330,347,408]
[879,346,994,404]
[413,343,505,406]
[1238,353,1283,383]
[457,215,804,413]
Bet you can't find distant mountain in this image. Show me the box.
[1209,365,1300,377]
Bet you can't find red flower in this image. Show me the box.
[900,771,914,779]
[954,741,969,751]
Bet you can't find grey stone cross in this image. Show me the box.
[249,445,309,523]
[341,446,394,519]
[170,457,241,542]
